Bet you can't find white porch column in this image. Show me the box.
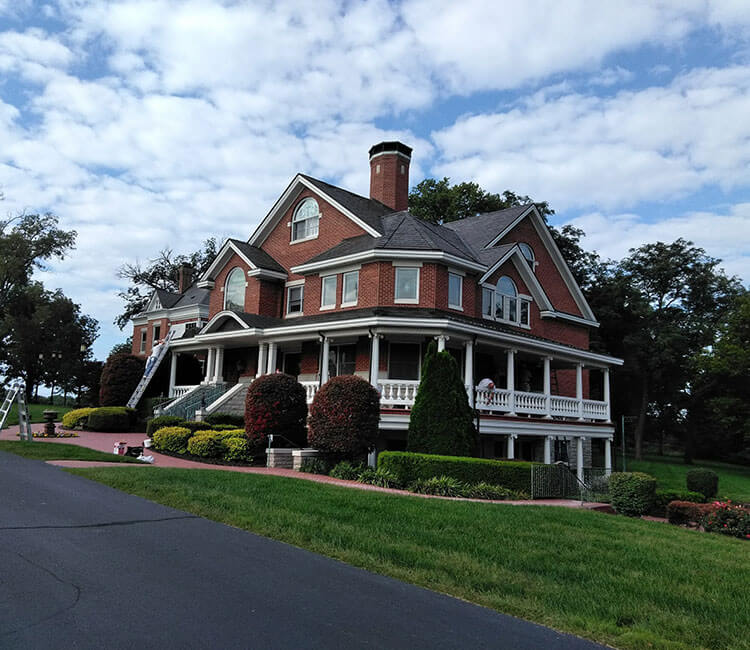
[605,436,613,475]
[544,435,552,464]
[576,362,584,420]
[543,356,552,418]
[321,336,330,383]
[204,347,215,384]
[576,436,585,481]
[506,349,516,415]
[168,352,178,397]
[266,342,278,374]
[213,347,225,383]
[256,343,268,378]
[507,433,516,459]
[369,333,381,388]
[436,335,448,352]
[603,367,611,422]
[464,340,474,407]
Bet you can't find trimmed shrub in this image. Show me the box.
[204,412,245,427]
[330,460,366,481]
[86,406,138,433]
[356,468,402,489]
[409,476,464,497]
[650,489,705,517]
[407,342,478,457]
[146,415,185,436]
[299,457,333,475]
[152,426,193,453]
[187,432,225,458]
[223,437,253,463]
[686,468,719,499]
[307,375,380,459]
[462,483,528,501]
[666,501,720,527]
[245,373,308,449]
[182,420,209,433]
[378,451,532,493]
[215,429,246,440]
[99,353,145,407]
[703,501,750,539]
[609,472,657,517]
[61,407,95,429]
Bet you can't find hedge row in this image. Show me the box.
[146,413,243,436]
[650,489,705,517]
[151,426,252,463]
[61,406,138,432]
[61,407,95,429]
[377,451,532,493]
[609,472,657,517]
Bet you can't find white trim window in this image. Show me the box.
[153,323,161,342]
[321,275,337,310]
[519,243,535,267]
[139,329,147,353]
[483,276,531,327]
[224,267,245,311]
[342,270,359,307]
[395,267,419,303]
[286,285,304,316]
[291,197,320,242]
[448,272,463,310]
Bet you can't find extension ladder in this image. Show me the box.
[126,329,176,408]
[0,380,33,441]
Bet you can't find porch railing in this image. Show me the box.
[300,381,319,404]
[171,385,196,399]
[378,379,421,408]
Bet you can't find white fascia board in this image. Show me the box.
[168,305,209,321]
[197,280,215,289]
[247,268,287,281]
[248,174,382,247]
[195,329,260,343]
[479,419,615,436]
[484,205,536,248]
[199,239,259,283]
[291,249,486,275]
[539,310,600,328]
[131,315,147,326]
[478,247,554,312]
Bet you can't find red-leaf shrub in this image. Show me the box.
[703,501,750,539]
[307,375,380,459]
[99,353,145,406]
[244,373,307,449]
[666,501,720,526]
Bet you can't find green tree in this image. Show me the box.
[115,238,218,328]
[407,342,478,456]
[99,353,145,406]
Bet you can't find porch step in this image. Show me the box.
[206,382,250,416]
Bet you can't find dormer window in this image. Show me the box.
[519,243,535,268]
[291,198,320,242]
[224,267,245,311]
[482,275,531,327]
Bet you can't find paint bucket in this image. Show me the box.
[114,441,127,455]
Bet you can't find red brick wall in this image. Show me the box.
[208,253,283,319]
[132,317,169,356]
[369,153,409,211]
[300,341,320,375]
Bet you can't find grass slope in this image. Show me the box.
[623,455,750,502]
[2,402,75,426]
[69,467,750,650]
[0,440,142,463]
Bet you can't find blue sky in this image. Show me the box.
[1,1,749,360]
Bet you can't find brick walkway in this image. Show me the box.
[1,423,607,509]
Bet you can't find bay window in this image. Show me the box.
[448,272,463,309]
[482,275,531,327]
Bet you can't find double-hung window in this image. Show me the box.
[139,329,147,353]
[342,271,359,306]
[321,275,337,309]
[448,272,463,309]
[394,266,419,303]
[286,285,304,316]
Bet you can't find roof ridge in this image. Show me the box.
[300,174,394,212]
[417,219,479,261]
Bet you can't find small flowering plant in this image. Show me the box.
[702,500,750,540]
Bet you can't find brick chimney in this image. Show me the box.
[177,264,194,293]
[369,141,412,212]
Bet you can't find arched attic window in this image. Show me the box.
[291,197,320,242]
[224,267,245,312]
[518,243,535,268]
[483,275,531,327]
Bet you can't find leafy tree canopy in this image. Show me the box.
[115,238,218,329]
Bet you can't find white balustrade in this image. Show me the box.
[300,381,319,404]
[582,399,609,420]
[378,380,420,408]
[550,395,580,417]
[172,385,197,398]
[475,388,510,411]
[513,390,547,414]
[474,389,609,421]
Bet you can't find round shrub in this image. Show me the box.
[245,373,308,449]
[215,429,246,440]
[187,432,225,458]
[223,437,253,463]
[686,468,719,499]
[99,353,145,407]
[146,415,186,436]
[609,472,657,517]
[703,502,750,539]
[86,406,137,432]
[152,426,193,453]
[308,375,380,459]
[61,407,95,429]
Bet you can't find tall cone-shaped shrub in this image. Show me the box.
[407,341,478,456]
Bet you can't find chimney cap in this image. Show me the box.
[368,141,412,160]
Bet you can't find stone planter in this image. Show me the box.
[291,448,319,471]
[266,448,294,469]
[42,410,58,437]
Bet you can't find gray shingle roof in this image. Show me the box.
[229,239,286,274]
[172,284,210,308]
[443,205,531,250]
[156,289,180,309]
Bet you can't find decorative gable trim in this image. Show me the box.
[248,174,382,247]
[478,246,554,312]
[199,239,259,283]
[145,292,162,312]
[486,205,598,323]
[201,310,251,334]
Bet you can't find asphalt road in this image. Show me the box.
[0,451,606,649]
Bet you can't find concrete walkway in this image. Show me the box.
[0,423,607,509]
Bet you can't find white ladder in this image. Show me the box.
[0,380,33,441]
[126,329,176,408]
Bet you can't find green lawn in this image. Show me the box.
[621,455,750,502]
[69,467,750,650]
[2,402,75,426]
[0,440,142,463]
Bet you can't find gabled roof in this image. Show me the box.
[227,239,285,273]
[443,205,532,250]
[199,238,287,284]
[171,284,210,308]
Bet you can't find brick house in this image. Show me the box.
[131,141,622,473]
